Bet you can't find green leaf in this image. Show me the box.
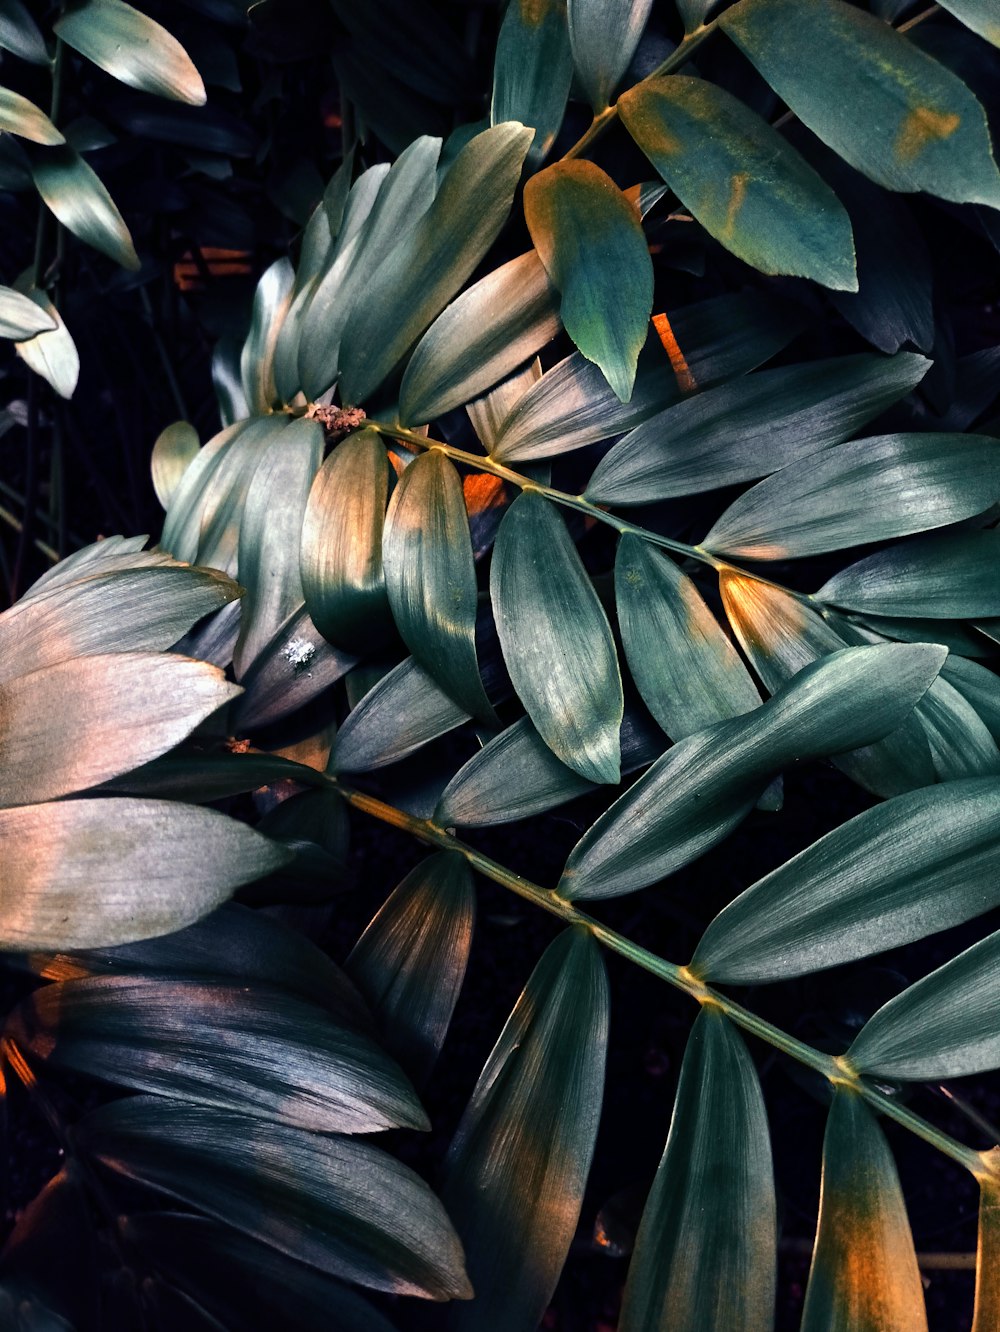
[974,1179,1000,1332]
[13,287,79,398]
[567,0,654,110]
[337,122,532,405]
[616,534,761,739]
[211,337,248,426]
[0,284,56,339]
[159,419,254,563]
[0,0,48,63]
[0,653,239,807]
[77,1098,472,1300]
[233,606,358,732]
[941,654,1000,742]
[240,257,294,414]
[330,656,470,773]
[691,778,1000,984]
[299,429,394,653]
[0,797,290,951]
[466,358,543,451]
[703,432,1000,560]
[491,490,623,784]
[232,417,324,678]
[619,74,856,289]
[444,929,608,1331]
[817,531,1000,618]
[619,1008,775,1332]
[917,678,1000,781]
[347,852,474,1087]
[151,421,199,510]
[30,145,139,270]
[196,416,295,576]
[54,0,206,106]
[398,250,560,425]
[524,160,653,402]
[720,0,1000,207]
[0,88,64,146]
[848,927,1000,1079]
[491,290,804,462]
[10,972,426,1133]
[560,643,945,899]
[676,0,716,31]
[382,451,493,722]
[800,1091,927,1332]
[493,0,573,165]
[586,351,929,505]
[937,0,1000,48]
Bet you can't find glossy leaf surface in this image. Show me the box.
[818,531,1000,618]
[0,88,63,145]
[55,0,206,105]
[0,284,56,339]
[30,146,139,270]
[151,422,199,510]
[567,0,654,110]
[13,287,79,398]
[331,657,470,773]
[492,0,573,164]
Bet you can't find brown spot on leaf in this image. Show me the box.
[895,105,960,162]
[723,171,749,238]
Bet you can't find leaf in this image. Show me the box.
[211,337,248,426]
[14,288,79,399]
[560,643,946,899]
[195,416,295,576]
[0,653,239,807]
[941,654,1000,742]
[233,605,358,732]
[491,490,623,784]
[0,88,63,146]
[703,432,1000,559]
[337,123,532,406]
[0,797,290,951]
[524,160,653,402]
[30,145,139,270]
[347,852,474,1087]
[398,250,560,426]
[619,74,855,290]
[0,0,48,64]
[240,257,294,414]
[232,417,323,678]
[848,927,1000,1079]
[443,929,608,1331]
[0,564,240,683]
[466,359,543,452]
[618,1008,775,1332]
[586,351,929,504]
[937,0,1000,48]
[382,451,493,722]
[567,0,654,110]
[54,0,206,106]
[10,973,426,1134]
[492,0,573,164]
[917,678,1000,781]
[817,531,1000,618]
[151,421,200,510]
[0,284,55,339]
[330,656,470,773]
[491,290,804,462]
[77,1098,472,1300]
[616,534,761,739]
[974,1179,1000,1332]
[720,0,1000,207]
[691,778,1000,984]
[800,1091,927,1332]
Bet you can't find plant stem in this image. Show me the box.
[333,781,985,1176]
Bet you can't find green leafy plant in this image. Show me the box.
[4,0,1000,1328]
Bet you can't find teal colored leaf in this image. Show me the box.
[941,654,1000,742]
[158,419,254,565]
[676,0,717,31]
[30,145,139,270]
[800,1091,926,1332]
[444,929,608,1331]
[849,927,1000,1079]
[0,0,48,63]
[703,432,1000,560]
[587,351,929,505]
[300,429,394,652]
[347,852,475,1087]
[13,287,79,399]
[330,656,470,773]
[619,1008,775,1332]
[493,0,573,165]
[524,160,653,402]
[616,534,761,739]
[211,337,248,426]
[337,122,532,406]
[720,0,1000,207]
[0,88,64,145]
[78,1098,472,1300]
[0,284,56,339]
[492,290,803,462]
[240,257,294,414]
[54,0,206,106]
[917,678,1000,781]
[817,531,1000,618]
[936,0,1000,48]
[233,606,358,732]
[382,450,494,722]
[0,798,290,951]
[196,418,293,577]
[691,778,1000,984]
[491,490,624,785]
[151,421,199,510]
[619,74,856,289]
[398,249,560,425]
[567,0,654,110]
[560,643,945,899]
[466,359,543,451]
